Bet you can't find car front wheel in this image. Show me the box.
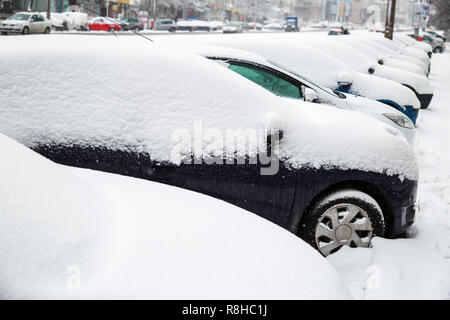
[22,27,29,35]
[44,27,50,34]
[298,189,385,256]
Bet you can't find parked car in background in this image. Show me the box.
[155,19,176,32]
[304,39,434,110]
[112,18,128,31]
[39,12,71,31]
[191,45,416,145]
[190,37,422,123]
[222,22,243,33]
[328,29,344,35]
[426,30,446,43]
[0,36,419,257]
[87,17,121,32]
[419,32,446,53]
[175,19,196,31]
[1,12,51,35]
[247,22,262,30]
[262,23,284,32]
[121,17,143,31]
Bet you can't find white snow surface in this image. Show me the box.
[0,132,351,299]
[0,35,418,180]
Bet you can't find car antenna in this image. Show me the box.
[79,6,154,42]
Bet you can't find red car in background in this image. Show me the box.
[87,17,121,31]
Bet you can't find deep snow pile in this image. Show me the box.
[0,133,350,299]
[0,36,418,180]
[328,52,450,299]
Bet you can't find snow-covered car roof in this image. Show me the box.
[0,36,418,179]
[0,133,350,299]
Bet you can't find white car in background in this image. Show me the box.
[0,12,51,35]
[187,45,416,145]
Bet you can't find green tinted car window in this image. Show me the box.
[228,64,301,99]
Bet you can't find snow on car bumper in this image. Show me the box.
[1,26,22,32]
[390,203,417,237]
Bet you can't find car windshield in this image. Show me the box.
[268,60,343,99]
[8,13,30,21]
[226,23,239,27]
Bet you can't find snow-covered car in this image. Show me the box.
[39,12,71,31]
[426,30,446,43]
[175,36,422,124]
[222,22,243,33]
[62,11,88,31]
[189,44,416,145]
[154,19,176,32]
[304,39,434,109]
[0,12,51,35]
[395,33,433,59]
[0,36,419,257]
[0,133,349,299]
[413,32,446,54]
[334,36,427,77]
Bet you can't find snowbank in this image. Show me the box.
[0,133,350,299]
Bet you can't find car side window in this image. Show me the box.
[228,63,302,99]
[31,15,37,21]
[38,15,44,22]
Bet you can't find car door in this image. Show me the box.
[29,15,39,33]
[37,14,46,32]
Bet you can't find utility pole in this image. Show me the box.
[152,0,157,29]
[47,0,50,19]
[384,0,397,40]
[254,0,258,29]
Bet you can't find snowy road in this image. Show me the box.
[328,52,450,299]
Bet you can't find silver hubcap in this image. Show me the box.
[315,203,373,256]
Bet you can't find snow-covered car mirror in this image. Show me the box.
[305,87,319,102]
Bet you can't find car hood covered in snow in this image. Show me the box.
[0,133,351,299]
[0,36,418,180]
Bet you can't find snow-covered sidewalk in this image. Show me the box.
[328,52,450,299]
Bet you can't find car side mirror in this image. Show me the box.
[337,71,353,87]
[304,87,319,102]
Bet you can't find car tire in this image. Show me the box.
[44,27,50,34]
[1,31,7,35]
[298,189,385,256]
[169,27,176,32]
[22,27,29,35]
